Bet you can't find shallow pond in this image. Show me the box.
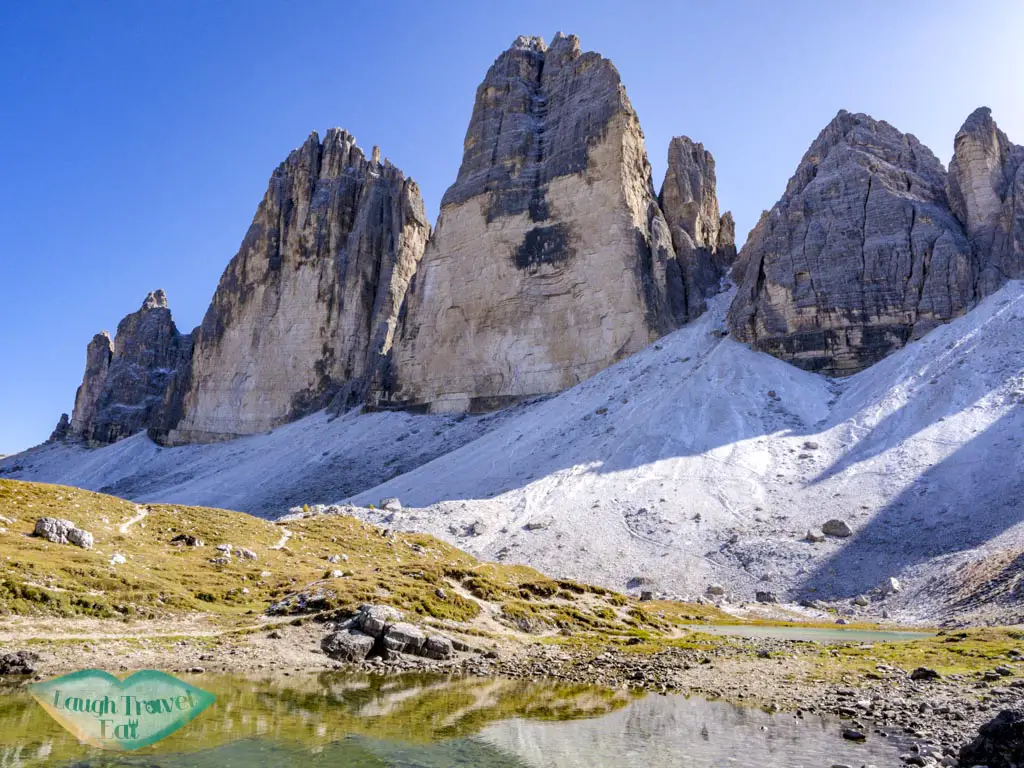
[687,623,933,644]
[0,672,911,766]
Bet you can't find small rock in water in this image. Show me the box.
[841,727,866,741]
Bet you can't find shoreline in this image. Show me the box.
[3,618,1018,764]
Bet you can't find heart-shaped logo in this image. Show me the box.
[28,669,215,751]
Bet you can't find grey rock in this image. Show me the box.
[948,106,1024,296]
[356,604,402,637]
[33,517,94,549]
[910,667,941,681]
[167,130,429,444]
[170,534,204,547]
[235,547,257,560]
[707,584,726,596]
[639,590,655,602]
[68,291,193,445]
[806,529,826,543]
[422,634,455,660]
[729,110,975,375]
[379,497,402,511]
[755,591,777,604]
[854,595,870,607]
[822,519,853,538]
[959,707,1024,768]
[321,630,375,662]
[382,621,426,654]
[658,136,737,322]
[0,651,40,676]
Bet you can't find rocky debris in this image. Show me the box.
[333,604,456,662]
[321,630,375,662]
[0,651,40,676]
[948,107,1024,296]
[170,534,204,547]
[381,33,682,413]
[379,497,402,511]
[729,110,975,375]
[658,136,737,323]
[47,413,70,442]
[266,587,338,615]
[67,291,193,445]
[822,519,853,538]
[32,517,94,549]
[959,707,1024,768]
[166,130,429,444]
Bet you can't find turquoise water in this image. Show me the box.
[0,672,911,767]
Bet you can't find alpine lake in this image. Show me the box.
[0,669,915,767]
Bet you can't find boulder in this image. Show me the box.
[166,130,429,444]
[910,667,941,681]
[755,591,777,604]
[0,651,40,676]
[707,585,726,596]
[805,529,826,543]
[822,519,853,538]
[382,621,426,654]
[728,110,975,375]
[356,604,402,637]
[883,576,902,594]
[170,534,204,547]
[33,518,94,549]
[422,635,455,660]
[379,498,402,511]
[959,708,1024,768]
[321,630,375,662]
[235,548,258,561]
[380,33,684,413]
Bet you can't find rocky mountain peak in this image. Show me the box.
[948,107,1024,294]
[68,294,191,444]
[164,130,429,443]
[658,136,736,322]
[141,289,168,311]
[728,109,975,375]
[381,33,680,412]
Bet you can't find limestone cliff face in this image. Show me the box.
[380,34,679,413]
[948,107,1024,295]
[658,136,736,323]
[68,290,192,443]
[166,130,429,443]
[727,110,976,375]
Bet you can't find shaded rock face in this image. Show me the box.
[728,110,976,375]
[167,130,429,443]
[948,107,1024,295]
[380,33,680,413]
[69,291,192,444]
[658,136,736,323]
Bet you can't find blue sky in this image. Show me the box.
[1,0,1021,454]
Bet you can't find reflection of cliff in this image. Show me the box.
[0,674,631,766]
[480,693,908,768]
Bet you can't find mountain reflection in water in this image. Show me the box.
[0,672,908,767]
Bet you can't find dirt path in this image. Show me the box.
[118,505,148,534]
[270,526,292,550]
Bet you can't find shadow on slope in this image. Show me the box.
[798,407,1024,600]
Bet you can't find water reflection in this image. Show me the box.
[0,672,908,767]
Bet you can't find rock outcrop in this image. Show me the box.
[166,130,429,443]
[948,107,1024,295]
[378,34,680,412]
[728,110,976,375]
[658,136,736,322]
[68,291,193,443]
